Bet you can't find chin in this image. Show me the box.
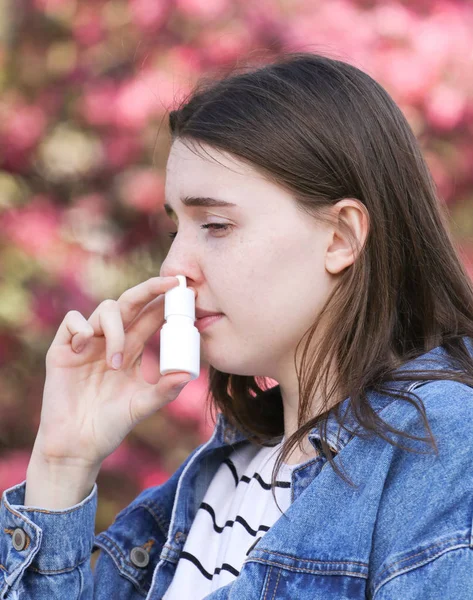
[202,353,268,378]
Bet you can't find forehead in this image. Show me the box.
[165,140,255,194]
[164,139,303,223]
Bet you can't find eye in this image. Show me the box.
[167,223,231,240]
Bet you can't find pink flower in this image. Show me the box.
[80,81,118,127]
[372,3,416,39]
[0,451,29,494]
[72,7,106,46]
[2,104,47,152]
[199,25,251,65]
[175,0,231,21]
[114,77,157,130]
[102,441,172,491]
[34,0,70,11]
[129,0,170,31]
[102,132,142,170]
[281,0,375,58]
[140,468,171,489]
[164,372,210,424]
[425,84,466,130]
[118,168,165,213]
[73,192,109,219]
[374,48,437,104]
[424,151,454,203]
[165,46,203,78]
[0,195,62,256]
[102,443,136,471]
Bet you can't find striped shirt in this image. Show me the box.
[163,438,298,598]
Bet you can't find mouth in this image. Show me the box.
[195,308,224,319]
[195,314,224,332]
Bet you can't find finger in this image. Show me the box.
[51,310,95,351]
[123,293,166,348]
[87,300,126,368]
[131,371,193,423]
[117,276,180,331]
[86,277,179,339]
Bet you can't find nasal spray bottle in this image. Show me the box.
[159,275,200,380]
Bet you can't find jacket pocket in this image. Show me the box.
[244,551,369,600]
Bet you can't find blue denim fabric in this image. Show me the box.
[2,339,473,599]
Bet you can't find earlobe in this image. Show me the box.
[325,242,356,275]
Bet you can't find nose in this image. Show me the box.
[159,249,197,300]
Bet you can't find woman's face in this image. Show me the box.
[160,139,337,381]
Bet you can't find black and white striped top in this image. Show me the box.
[163,438,297,599]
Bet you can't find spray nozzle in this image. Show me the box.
[164,275,195,321]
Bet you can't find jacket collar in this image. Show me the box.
[213,338,472,456]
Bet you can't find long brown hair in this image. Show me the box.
[167,51,473,504]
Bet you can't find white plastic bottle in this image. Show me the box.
[159,275,200,380]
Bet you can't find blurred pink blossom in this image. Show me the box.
[72,6,106,46]
[80,81,118,126]
[114,69,177,128]
[114,77,158,130]
[102,442,136,471]
[2,104,47,153]
[103,132,142,169]
[372,3,416,39]
[164,371,210,423]
[129,0,170,31]
[140,468,172,489]
[119,168,165,213]
[0,333,22,365]
[102,441,171,490]
[175,0,231,21]
[166,45,203,78]
[0,451,29,493]
[424,151,455,203]
[73,192,109,219]
[0,195,62,256]
[30,287,63,329]
[412,2,471,68]
[425,84,466,130]
[453,141,473,182]
[281,0,376,59]
[26,268,93,335]
[36,89,63,119]
[34,0,70,10]
[375,48,438,104]
[140,343,211,428]
[199,25,251,65]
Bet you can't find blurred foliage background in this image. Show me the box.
[1,0,473,536]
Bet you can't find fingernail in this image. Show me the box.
[176,379,191,390]
[112,353,123,369]
[75,344,84,353]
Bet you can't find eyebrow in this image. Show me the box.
[163,196,237,218]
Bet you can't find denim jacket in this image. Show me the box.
[2,340,473,599]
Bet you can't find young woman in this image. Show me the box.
[2,51,473,600]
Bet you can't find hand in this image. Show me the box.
[32,276,193,470]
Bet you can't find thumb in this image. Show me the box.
[133,372,193,423]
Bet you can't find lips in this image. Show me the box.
[195,308,223,319]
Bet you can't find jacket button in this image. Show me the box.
[174,531,185,543]
[12,528,27,551]
[130,546,150,568]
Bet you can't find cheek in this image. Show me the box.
[205,230,328,322]
[245,234,329,324]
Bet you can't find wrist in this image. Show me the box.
[25,452,100,510]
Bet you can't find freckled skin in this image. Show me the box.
[160,139,369,450]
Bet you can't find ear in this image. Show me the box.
[325,199,370,275]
